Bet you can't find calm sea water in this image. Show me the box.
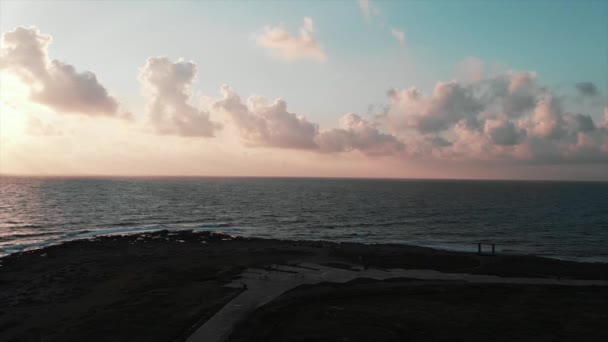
[1,176,607,262]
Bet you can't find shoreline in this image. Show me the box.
[1,230,607,341]
[2,226,607,264]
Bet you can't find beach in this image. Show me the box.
[1,230,607,341]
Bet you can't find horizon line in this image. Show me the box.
[1,173,607,183]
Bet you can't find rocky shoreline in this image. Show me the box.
[1,230,606,341]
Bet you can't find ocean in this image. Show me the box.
[1,176,607,262]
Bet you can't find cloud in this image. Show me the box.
[568,113,596,133]
[575,82,598,97]
[139,57,221,137]
[255,17,326,62]
[385,71,541,139]
[381,69,608,164]
[212,86,404,156]
[213,85,319,148]
[0,26,121,116]
[483,117,526,146]
[358,0,380,22]
[571,127,608,160]
[473,71,539,118]
[386,82,483,134]
[502,72,540,117]
[316,113,404,156]
[525,96,567,140]
[390,28,405,47]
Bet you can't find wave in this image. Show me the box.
[0,221,245,257]
[0,231,58,241]
[2,219,607,264]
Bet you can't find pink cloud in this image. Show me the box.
[139,57,221,137]
[256,17,326,62]
[316,113,404,156]
[381,71,608,163]
[386,81,482,134]
[196,66,592,164]
[0,26,121,117]
[213,85,319,148]
[212,86,404,156]
[522,96,565,139]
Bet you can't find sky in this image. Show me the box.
[0,0,607,180]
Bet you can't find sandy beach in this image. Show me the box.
[1,230,607,342]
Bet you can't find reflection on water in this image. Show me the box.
[1,176,607,262]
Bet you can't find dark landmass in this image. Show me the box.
[229,279,608,342]
[0,230,606,342]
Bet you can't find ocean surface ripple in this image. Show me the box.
[1,176,607,262]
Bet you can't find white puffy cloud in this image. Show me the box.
[472,71,540,118]
[524,96,567,140]
[213,86,319,148]
[256,17,326,62]
[316,113,404,156]
[387,82,483,134]
[384,72,541,137]
[503,72,539,117]
[212,86,404,156]
[139,57,221,137]
[0,26,121,116]
[381,68,607,164]
[391,28,405,47]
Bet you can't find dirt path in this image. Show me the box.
[186,262,608,342]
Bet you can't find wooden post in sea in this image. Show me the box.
[477,243,482,255]
[491,244,496,255]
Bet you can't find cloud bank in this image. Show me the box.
[207,69,606,164]
[382,72,608,163]
[211,86,401,156]
[0,26,122,117]
[2,26,605,167]
[256,17,326,61]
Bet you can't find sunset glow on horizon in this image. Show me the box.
[1,1,607,180]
